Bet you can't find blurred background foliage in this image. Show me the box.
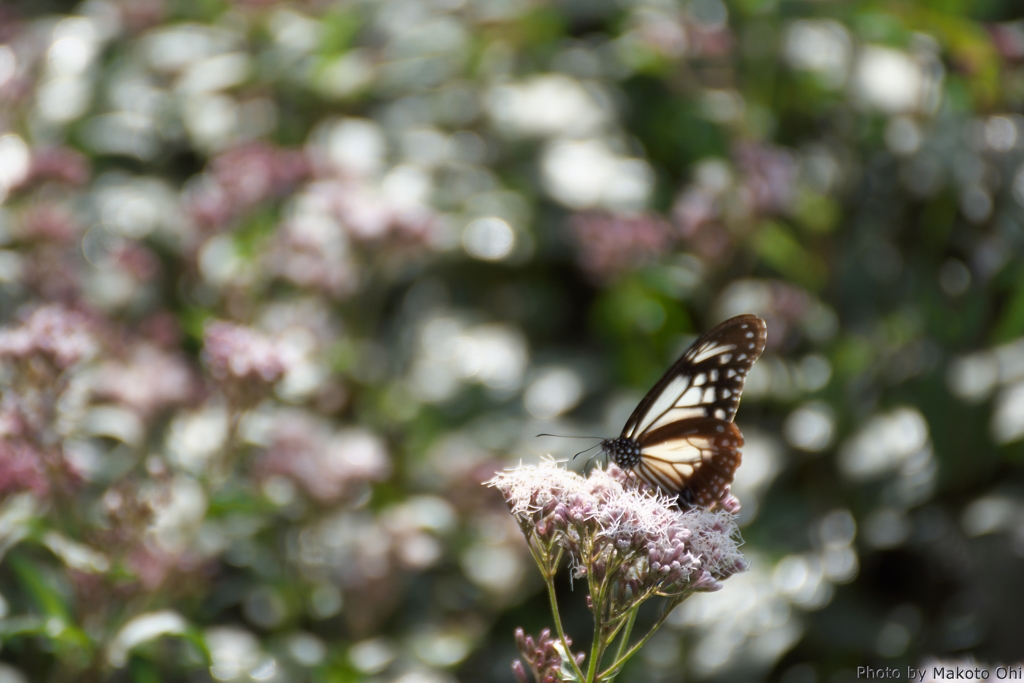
[1,0,1024,681]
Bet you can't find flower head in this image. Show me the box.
[203,322,290,384]
[262,411,391,502]
[0,305,97,373]
[202,321,293,408]
[0,439,49,496]
[487,459,745,597]
[93,344,198,419]
[513,628,584,683]
[569,211,674,279]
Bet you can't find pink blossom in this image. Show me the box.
[673,186,720,237]
[267,214,359,297]
[735,142,798,215]
[127,544,189,591]
[0,439,49,496]
[514,628,584,683]
[23,147,91,187]
[110,243,160,281]
[92,344,198,418]
[263,412,390,502]
[687,23,735,58]
[989,23,1024,62]
[307,178,437,243]
[671,191,734,263]
[208,142,310,209]
[569,211,675,278]
[186,142,310,231]
[18,204,80,243]
[0,305,97,370]
[202,321,290,385]
[487,460,746,595]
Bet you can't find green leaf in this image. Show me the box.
[320,9,362,55]
[7,552,71,621]
[6,552,93,657]
[752,221,826,289]
[993,267,1024,343]
[794,190,840,234]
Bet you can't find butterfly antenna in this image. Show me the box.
[536,433,605,440]
[573,444,602,458]
[583,449,603,474]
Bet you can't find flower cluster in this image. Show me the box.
[488,460,746,682]
[187,142,310,231]
[262,411,391,503]
[513,628,584,683]
[202,321,293,408]
[0,305,97,374]
[92,344,198,419]
[489,460,745,595]
[569,212,675,279]
[0,439,49,496]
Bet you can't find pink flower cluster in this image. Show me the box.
[23,147,91,188]
[0,439,49,496]
[267,213,359,298]
[735,142,798,215]
[569,212,675,279]
[487,460,746,596]
[513,628,583,683]
[0,305,97,371]
[304,177,437,243]
[202,321,290,385]
[93,345,198,418]
[202,321,294,408]
[262,412,391,502]
[187,142,310,231]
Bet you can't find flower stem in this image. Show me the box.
[528,541,585,683]
[610,605,638,662]
[597,596,685,680]
[585,580,608,682]
[545,574,588,682]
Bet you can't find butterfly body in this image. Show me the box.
[604,314,767,508]
[601,436,643,468]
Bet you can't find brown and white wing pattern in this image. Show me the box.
[634,419,743,507]
[613,314,767,507]
[622,314,767,440]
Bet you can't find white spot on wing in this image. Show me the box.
[640,438,703,463]
[632,375,688,435]
[677,386,703,407]
[689,343,737,364]
[644,406,706,432]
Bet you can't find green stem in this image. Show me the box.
[610,605,638,662]
[527,541,586,683]
[585,580,607,683]
[597,596,685,681]
[545,574,588,682]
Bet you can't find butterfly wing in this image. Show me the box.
[634,418,743,507]
[620,314,766,506]
[622,314,767,439]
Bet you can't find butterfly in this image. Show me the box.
[602,314,767,508]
